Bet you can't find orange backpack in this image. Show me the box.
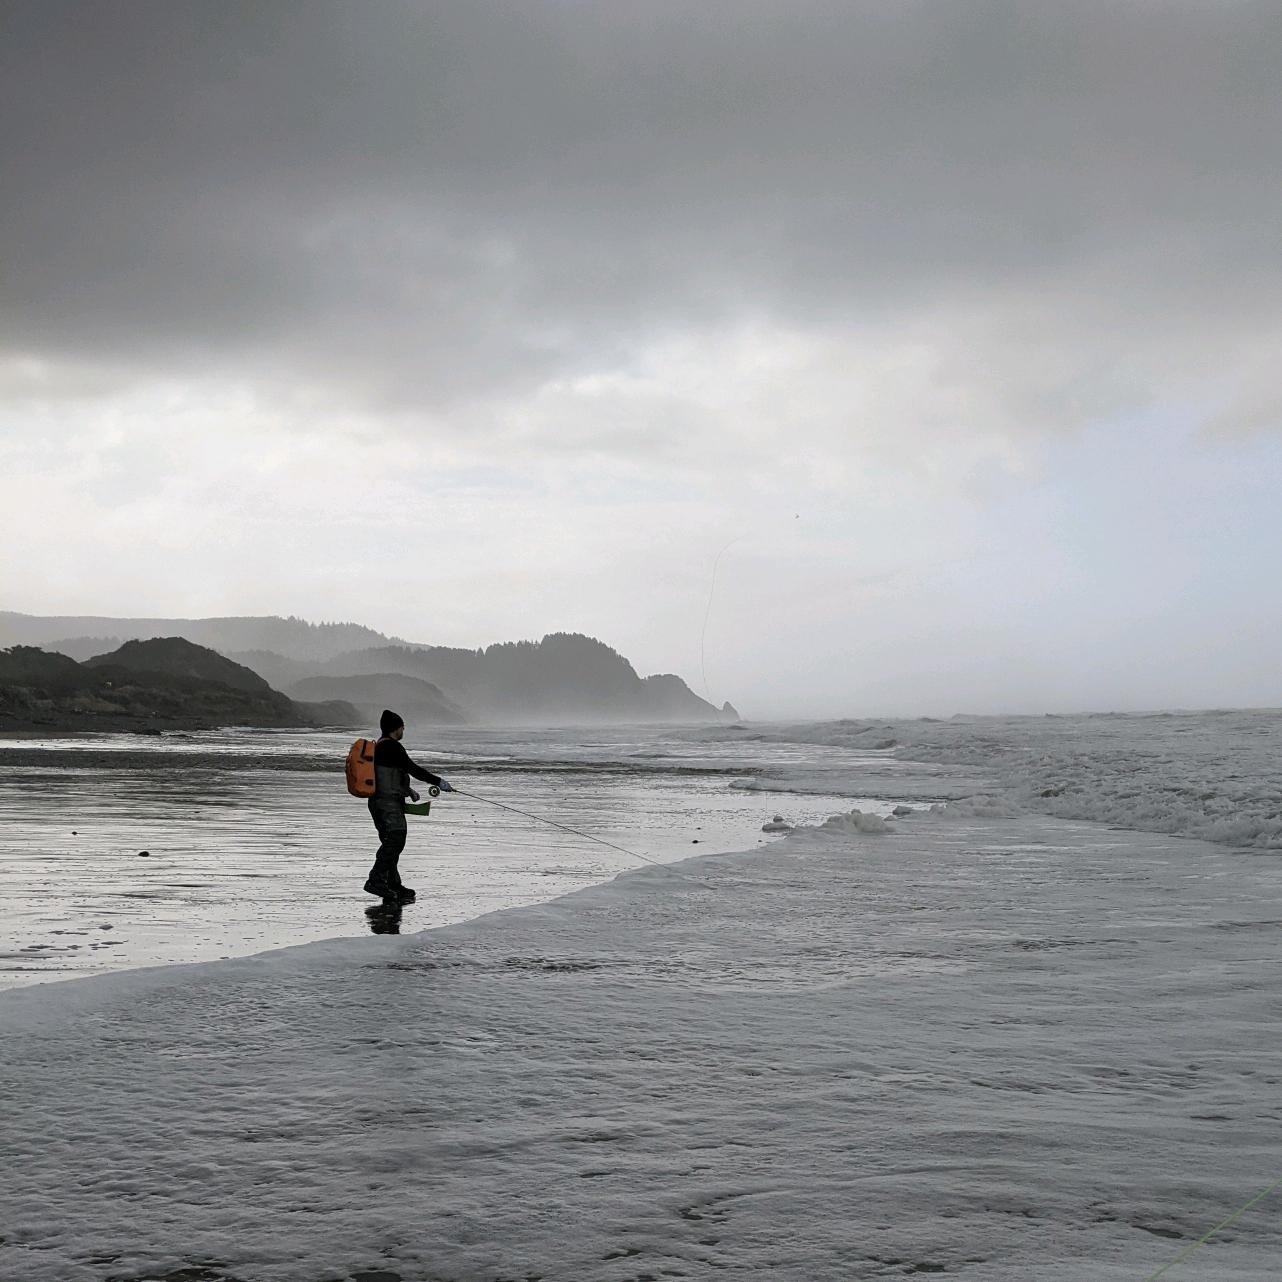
[345,737,379,797]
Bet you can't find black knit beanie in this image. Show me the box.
[380,708,404,736]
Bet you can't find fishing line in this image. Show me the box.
[451,787,711,886]
[1143,1174,1281,1280]
[700,534,745,708]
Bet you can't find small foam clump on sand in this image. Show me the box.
[818,808,893,835]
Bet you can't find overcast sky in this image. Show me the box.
[3,1,1281,717]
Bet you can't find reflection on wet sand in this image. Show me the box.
[364,904,402,935]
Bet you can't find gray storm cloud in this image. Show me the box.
[3,0,1281,437]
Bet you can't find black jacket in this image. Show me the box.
[373,736,443,799]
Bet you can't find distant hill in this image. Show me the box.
[641,674,739,723]
[3,610,738,724]
[289,698,364,728]
[288,673,466,727]
[308,633,725,724]
[0,640,360,732]
[0,647,83,688]
[85,637,273,694]
[0,611,393,661]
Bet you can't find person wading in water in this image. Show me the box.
[365,709,454,903]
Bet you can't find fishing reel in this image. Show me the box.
[428,785,440,798]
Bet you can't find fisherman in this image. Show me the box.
[365,708,453,903]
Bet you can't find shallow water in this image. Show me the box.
[0,724,912,987]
